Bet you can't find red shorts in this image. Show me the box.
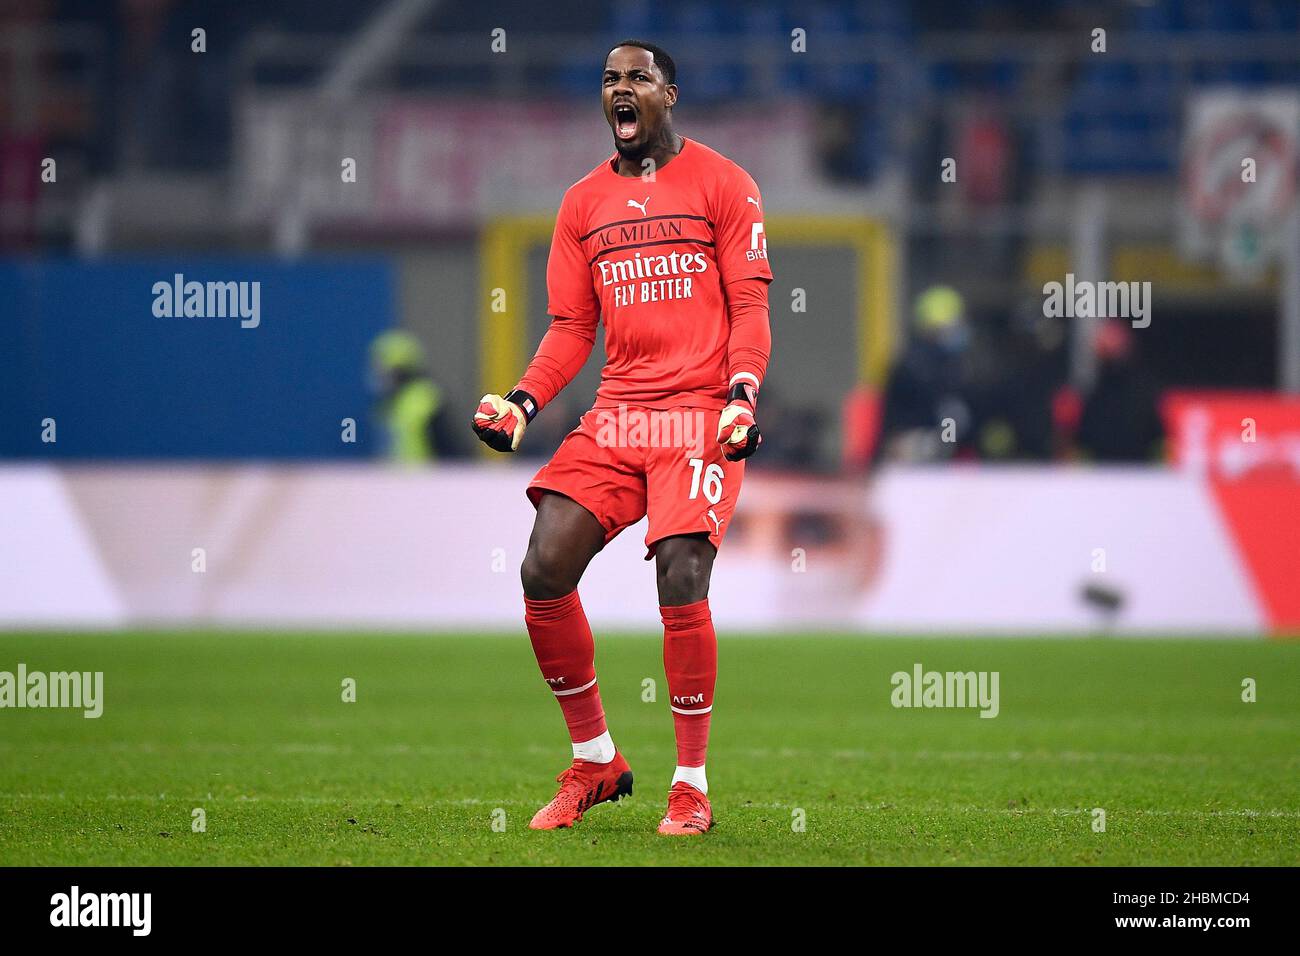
[527,404,745,558]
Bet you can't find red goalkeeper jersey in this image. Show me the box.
[517,137,772,411]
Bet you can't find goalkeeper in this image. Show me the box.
[470,40,771,837]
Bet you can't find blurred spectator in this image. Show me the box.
[969,299,1070,461]
[369,331,463,463]
[750,385,827,471]
[876,285,973,462]
[1074,319,1164,462]
[957,111,1013,207]
[813,100,871,183]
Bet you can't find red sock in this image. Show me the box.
[524,591,607,743]
[661,599,717,767]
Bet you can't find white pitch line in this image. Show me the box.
[2,742,1294,766]
[0,793,1297,818]
[739,802,1300,818]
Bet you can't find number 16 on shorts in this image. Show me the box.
[687,458,724,503]
[656,450,741,550]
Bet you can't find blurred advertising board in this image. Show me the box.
[1,464,1278,635]
[1179,89,1299,280]
[0,258,394,459]
[1162,390,1300,631]
[1162,390,1300,479]
[235,96,819,228]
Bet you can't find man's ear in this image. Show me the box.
[665,83,678,109]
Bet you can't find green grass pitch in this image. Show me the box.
[0,631,1296,866]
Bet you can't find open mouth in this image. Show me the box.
[613,103,639,140]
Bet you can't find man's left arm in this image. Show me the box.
[718,278,770,460]
[714,167,773,460]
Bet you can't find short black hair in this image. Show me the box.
[607,39,676,86]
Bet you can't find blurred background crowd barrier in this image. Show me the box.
[3,0,1298,633]
[0,464,1275,632]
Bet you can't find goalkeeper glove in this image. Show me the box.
[471,389,537,453]
[717,380,761,461]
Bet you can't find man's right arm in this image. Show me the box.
[470,313,596,453]
[472,187,598,453]
[514,313,598,411]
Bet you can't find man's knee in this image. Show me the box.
[656,537,715,605]
[520,494,606,600]
[521,539,579,599]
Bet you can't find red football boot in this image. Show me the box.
[657,781,714,835]
[528,752,634,830]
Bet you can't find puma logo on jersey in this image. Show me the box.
[746,196,761,212]
[627,197,650,216]
[705,509,723,536]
